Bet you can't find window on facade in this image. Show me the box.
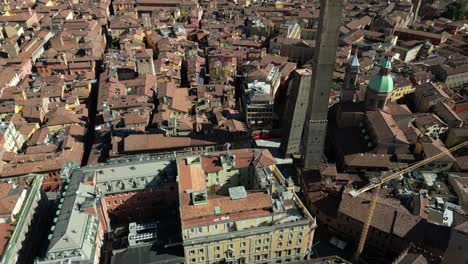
[241,250,246,255]
[241,242,246,247]
[256,239,261,244]
[189,250,195,255]
[198,249,204,254]
[215,246,220,251]
[256,247,261,252]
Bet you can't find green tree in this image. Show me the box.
[110,38,120,49]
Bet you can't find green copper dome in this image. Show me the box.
[381,59,392,69]
[369,74,393,93]
[368,59,393,93]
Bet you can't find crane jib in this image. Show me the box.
[349,141,468,198]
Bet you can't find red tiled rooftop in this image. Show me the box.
[122,134,216,153]
[177,149,277,225]
[0,223,12,256]
[181,192,273,222]
[184,209,271,226]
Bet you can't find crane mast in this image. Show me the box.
[354,186,380,262]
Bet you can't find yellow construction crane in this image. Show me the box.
[350,140,468,262]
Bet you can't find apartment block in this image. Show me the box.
[177,149,316,264]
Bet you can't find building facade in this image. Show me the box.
[243,81,275,129]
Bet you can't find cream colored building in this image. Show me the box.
[2,122,26,153]
[177,149,316,264]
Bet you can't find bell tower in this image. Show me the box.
[340,50,360,102]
